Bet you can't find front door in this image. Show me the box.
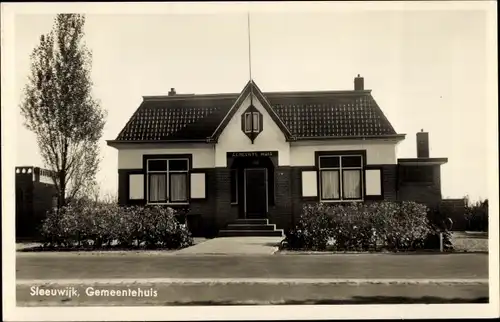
[244,168,268,218]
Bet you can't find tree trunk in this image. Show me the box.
[58,171,66,208]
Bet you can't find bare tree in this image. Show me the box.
[88,180,101,203]
[20,14,106,207]
[101,191,118,204]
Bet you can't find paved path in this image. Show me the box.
[174,237,282,255]
[17,253,488,280]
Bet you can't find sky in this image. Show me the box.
[11,3,495,201]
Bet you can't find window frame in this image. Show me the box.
[244,112,252,133]
[318,154,364,202]
[341,168,363,201]
[146,158,189,205]
[319,169,341,201]
[252,112,260,132]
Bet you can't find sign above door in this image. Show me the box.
[227,151,278,158]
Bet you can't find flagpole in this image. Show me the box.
[247,12,252,82]
[247,11,255,144]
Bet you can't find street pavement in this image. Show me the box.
[17,252,488,280]
[16,251,489,306]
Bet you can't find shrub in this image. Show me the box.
[294,203,333,250]
[284,201,450,252]
[423,230,453,251]
[465,199,488,232]
[40,199,193,250]
[423,207,454,250]
[438,199,467,231]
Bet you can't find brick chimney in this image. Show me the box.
[354,74,364,91]
[168,88,176,96]
[416,129,429,158]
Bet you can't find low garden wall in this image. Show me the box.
[282,201,453,252]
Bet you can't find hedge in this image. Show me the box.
[283,201,453,252]
[465,199,488,232]
[40,200,194,250]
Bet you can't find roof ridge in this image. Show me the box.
[263,89,372,97]
[143,93,239,101]
[142,89,372,101]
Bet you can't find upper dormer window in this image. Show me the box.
[241,105,263,142]
[244,112,260,133]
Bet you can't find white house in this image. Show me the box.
[107,76,448,237]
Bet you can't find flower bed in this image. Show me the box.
[39,200,194,250]
[282,201,453,252]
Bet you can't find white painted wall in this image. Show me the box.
[290,139,400,166]
[129,174,144,199]
[365,169,382,196]
[301,171,318,197]
[115,99,400,172]
[190,173,206,199]
[117,143,215,169]
[215,94,291,167]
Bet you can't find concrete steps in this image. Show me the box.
[219,229,284,237]
[218,218,284,237]
[234,219,269,225]
[226,224,276,231]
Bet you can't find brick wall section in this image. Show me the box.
[16,172,57,239]
[397,165,443,209]
[269,167,293,232]
[31,182,57,237]
[381,165,398,201]
[434,166,442,191]
[290,167,302,228]
[188,169,217,237]
[16,173,34,238]
[289,167,318,230]
[214,168,238,231]
[117,170,129,206]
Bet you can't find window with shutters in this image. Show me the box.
[146,158,189,204]
[319,155,363,201]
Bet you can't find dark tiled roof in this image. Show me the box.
[269,93,396,138]
[115,95,236,141]
[110,84,399,144]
